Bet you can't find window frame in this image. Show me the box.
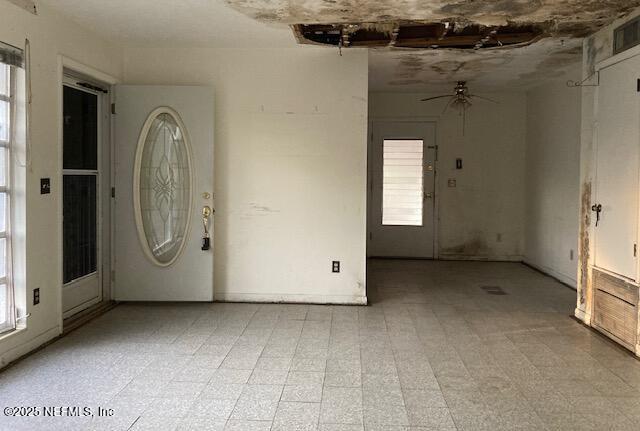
[0,62,15,335]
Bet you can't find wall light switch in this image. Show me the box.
[447,178,457,188]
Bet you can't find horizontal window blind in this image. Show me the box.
[382,139,423,226]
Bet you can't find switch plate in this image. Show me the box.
[40,178,51,194]
[332,261,340,273]
[447,179,457,188]
[33,288,40,305]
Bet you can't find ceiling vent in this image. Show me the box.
[614,16,640,55]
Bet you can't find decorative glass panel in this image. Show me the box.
[135,109,191,266]
[382,139,424,226]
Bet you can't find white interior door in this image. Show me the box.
[594,55,640,281]
[368,121,436,258]
[114,86,214,301]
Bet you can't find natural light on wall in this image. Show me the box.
[382,139,424,226]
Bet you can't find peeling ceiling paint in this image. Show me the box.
[224,0,640,37]
[225,0,640,91]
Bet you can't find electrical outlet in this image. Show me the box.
[332,261,340,273]
[33,288,40,305]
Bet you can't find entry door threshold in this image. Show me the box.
[63,300,118,335]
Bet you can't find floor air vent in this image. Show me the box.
[481,285,507,295]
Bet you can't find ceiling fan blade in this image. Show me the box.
[468,94,498,104]
[441,98,455,116]
[420,94,454,102]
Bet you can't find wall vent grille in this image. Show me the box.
[614,16,640,55]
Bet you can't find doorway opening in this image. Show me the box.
[367,121,437,258]
[61,72,112,319]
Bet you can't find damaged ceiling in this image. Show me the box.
[224,0,640,91]
[39,1,640,91]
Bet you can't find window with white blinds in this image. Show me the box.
[382,139,424,226]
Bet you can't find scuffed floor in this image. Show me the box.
[1,260,640,430]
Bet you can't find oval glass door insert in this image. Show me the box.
[134,107,193,266]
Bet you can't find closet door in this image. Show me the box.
[593,55,640,280]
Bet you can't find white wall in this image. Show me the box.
[123,47,369,304]
[369,92,527,260]
[0,1,122,366]
[524,66,582,287]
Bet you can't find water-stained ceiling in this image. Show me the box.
[224,0,640,91]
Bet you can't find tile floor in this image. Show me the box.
[1,260,640,430]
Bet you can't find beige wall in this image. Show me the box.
[123,47,369,304]
[0,1,122,366]
[369,92,527,260]
[524,66,582,287]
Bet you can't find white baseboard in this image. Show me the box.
[215,292,368,305]
[0,325,61,370]
[523,260,577,288]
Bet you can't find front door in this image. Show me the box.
[368,121,436,258]
[114,86,214,301]
[593,55,640,281]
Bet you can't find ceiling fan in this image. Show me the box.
[420,81,498,134]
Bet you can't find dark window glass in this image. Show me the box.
[63,175,97,283]
[63,86,98,170]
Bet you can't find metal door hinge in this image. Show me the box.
[111,103,116,115]
[111,187,115,198]
[634,244,637,257]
